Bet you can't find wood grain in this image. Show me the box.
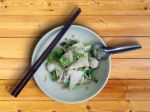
[0,79,150,101]
[0,100,150,111]
[0,80,150,101]
[0,0,149,111]
[0,0,150,15]
[0,16,150,37]
[0,101,130,112]
[0,37,148,58]
[0,59,149,79]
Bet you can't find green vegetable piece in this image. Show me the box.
[53,47,64,60]
[45,58,49,65]
[88,74,92,80]
[72,48,84,60]
[63,80,69,88]
[61,39,78,49]
[60,41,67,47]
[85,68,98,83]
[70,39,78,46]
[46,47,64,65]
[60,56,72,68]
[51,70,58,81]
[85,68,94,77]
[91,77,98,83]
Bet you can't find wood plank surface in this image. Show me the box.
[0,0,149,111]
[0,37,149,58]
[0,101,131,112]
[0,16,150,37]
[0,101,150,112]
[0,0,150,16]
[0,79,150,101]
[0,59,149,79]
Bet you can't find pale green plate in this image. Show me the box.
[32,25,111,104]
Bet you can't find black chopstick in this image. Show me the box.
[11,8,81,97]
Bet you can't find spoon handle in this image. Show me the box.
[105,44,142,54]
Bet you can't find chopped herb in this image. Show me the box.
[60,41,67,47]
[91,77,98,83]
[85,68,98,83]
[50,70,58,81]
[70,39,78,46]
[88,74,92,80]
[60,56,72,68]
[72,48,84,60]
[63,80,69,88]
[85,68,94,77]
[46,47,64,65]
[45,58,49,65]
[60,39,78,49]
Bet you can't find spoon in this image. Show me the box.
[91,44,142,60]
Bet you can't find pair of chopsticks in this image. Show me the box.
[11,8,81,97]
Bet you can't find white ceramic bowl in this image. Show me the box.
[32,25,111,104]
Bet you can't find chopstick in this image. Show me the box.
[11,8,81,97]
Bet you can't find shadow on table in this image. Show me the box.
[104,38,140,47]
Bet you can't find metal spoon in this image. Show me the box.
[91,43,142,60]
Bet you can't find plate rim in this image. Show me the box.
[31,25,111,104]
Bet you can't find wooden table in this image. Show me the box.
[0,0,150,111]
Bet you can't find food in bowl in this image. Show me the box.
[45,39,100,89]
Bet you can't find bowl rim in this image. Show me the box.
[32,25,111,104]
